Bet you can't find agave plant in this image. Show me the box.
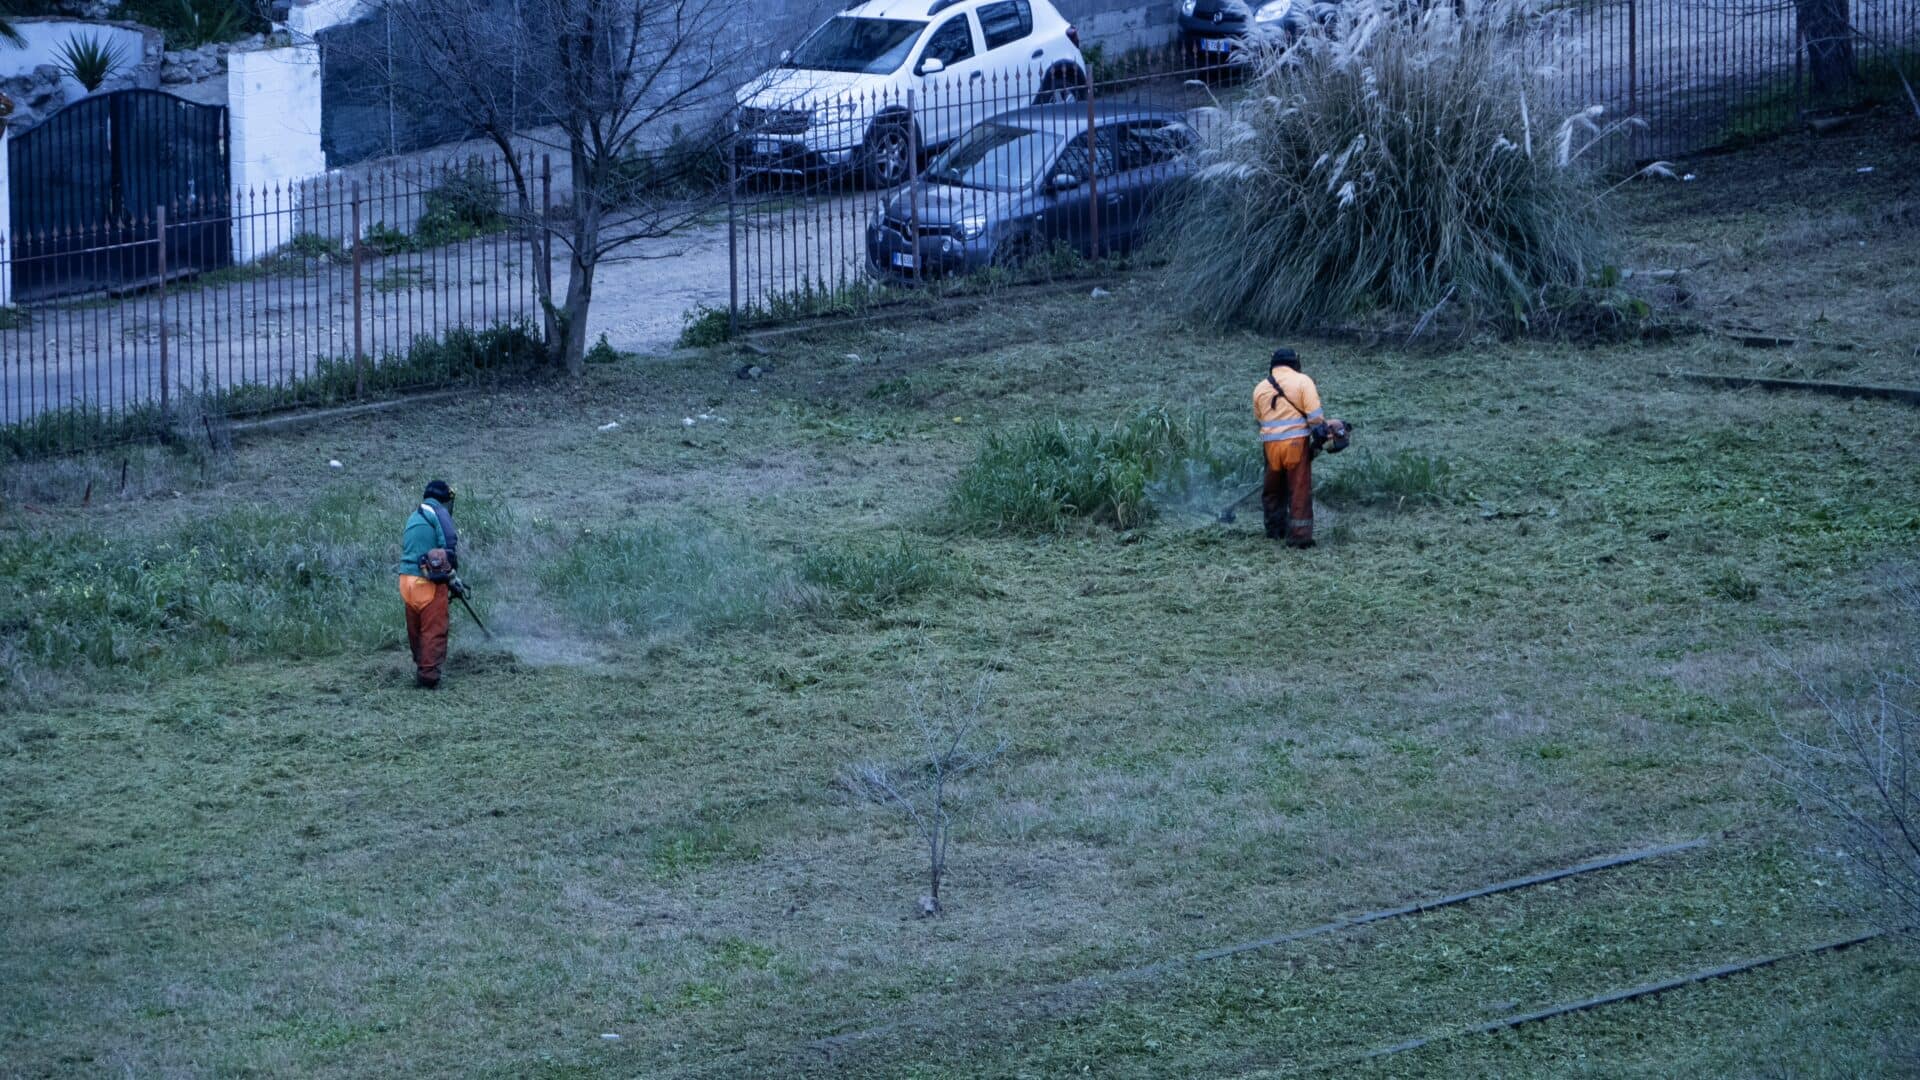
[56,32,130,93]
[1,18,26,48]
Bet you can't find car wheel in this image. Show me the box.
[861,122,913,189]
[1034,67,1086,105]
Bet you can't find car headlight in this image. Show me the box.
[1253,0,1293,22]
[1181,0,1197,15]
[956,216,988,240]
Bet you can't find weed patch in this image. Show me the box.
[800,536,963,616]
[948,408,1254,533]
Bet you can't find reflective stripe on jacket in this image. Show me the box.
[1252,369,1324,443]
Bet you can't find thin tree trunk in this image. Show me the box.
[559,249,595,375]
[1798,0,1855,98]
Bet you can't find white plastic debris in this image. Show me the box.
[682,417,696,427]
[1857,166,1874,173]
[327,459,343,469]
[1681,173,1697,182]
[600,1033,621,1041]
[844,352,862,363]
[1090,287,1112,299]
[598,421,620,432]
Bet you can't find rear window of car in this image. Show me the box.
[978,0,1033,50]
[786,16,926,74]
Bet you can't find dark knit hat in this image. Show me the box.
[423,480,455,504]
[1270,347,1299,370]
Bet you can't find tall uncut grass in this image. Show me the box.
[1166,2,1628,331]
[949,407,1254,533]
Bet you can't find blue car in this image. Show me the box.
[866,102,1196,280]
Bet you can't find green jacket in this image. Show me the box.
[395,501,448,578]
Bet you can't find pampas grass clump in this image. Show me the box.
[1166,2,1640,331]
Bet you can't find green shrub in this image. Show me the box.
[949,407,1253,533]
[538,523,812,636]
[584,334,624,365]
[678,305,732,347]
[800,536,960,615]
[3,324,545,459]
[0,306,32,331]
[416,159,506,246]
[1317,450,1460,508]
[360,222,413,256]
[120,0,265,48]
[1163,4,1620,332]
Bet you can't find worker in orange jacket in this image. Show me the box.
[1253,348,1324,548]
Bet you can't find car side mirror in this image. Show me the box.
[917,56,946,76]
[1047,173,1080,192]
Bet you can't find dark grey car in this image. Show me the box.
[866,102,1194,280]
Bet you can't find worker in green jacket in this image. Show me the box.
[397,480,459,688]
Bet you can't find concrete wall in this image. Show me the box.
[228,45,328,259]
[1057,0,1180,51]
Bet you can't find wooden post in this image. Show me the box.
[352,181,366,398]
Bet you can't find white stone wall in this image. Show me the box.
[227,45,328,260]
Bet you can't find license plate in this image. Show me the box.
[1200,37,1233,52]
[753,138,789,155]
[891,252,918,269]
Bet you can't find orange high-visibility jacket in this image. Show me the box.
[1251,368,1324,444]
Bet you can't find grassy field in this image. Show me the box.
[4,121,1919,1076]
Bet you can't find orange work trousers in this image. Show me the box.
[1261,438,1313,545]
[399,575,450,687]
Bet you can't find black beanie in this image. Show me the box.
[423,480,455,504]
[1270,348,1299,370]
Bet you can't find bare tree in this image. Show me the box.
[1796,0,1856,98]
[844,672,1007,916]
[374,0,751,372]
[1777,580,1920,941]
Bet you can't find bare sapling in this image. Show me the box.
[844,671,1007,916]
[1776,578,1920,942]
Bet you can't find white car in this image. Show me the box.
[734,0,1088,188]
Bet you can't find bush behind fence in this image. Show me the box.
[1,153,548,457]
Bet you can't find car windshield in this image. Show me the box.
[785,17,926,74]
[925,123,1067,191]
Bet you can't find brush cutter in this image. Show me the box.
[1218,484,1262,524]
[449,576,494,640]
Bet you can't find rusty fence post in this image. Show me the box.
[1086,65,1099,258]
[907,88,920,286]
[156,203,170,418]
[352,181,366,398]
[727,133,740,338]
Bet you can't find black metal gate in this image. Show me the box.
[7,89,232,302]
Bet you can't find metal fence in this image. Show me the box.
[726,8,1919,324]
[1,154,546,452]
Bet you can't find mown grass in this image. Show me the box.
[3,143,1919,1076]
